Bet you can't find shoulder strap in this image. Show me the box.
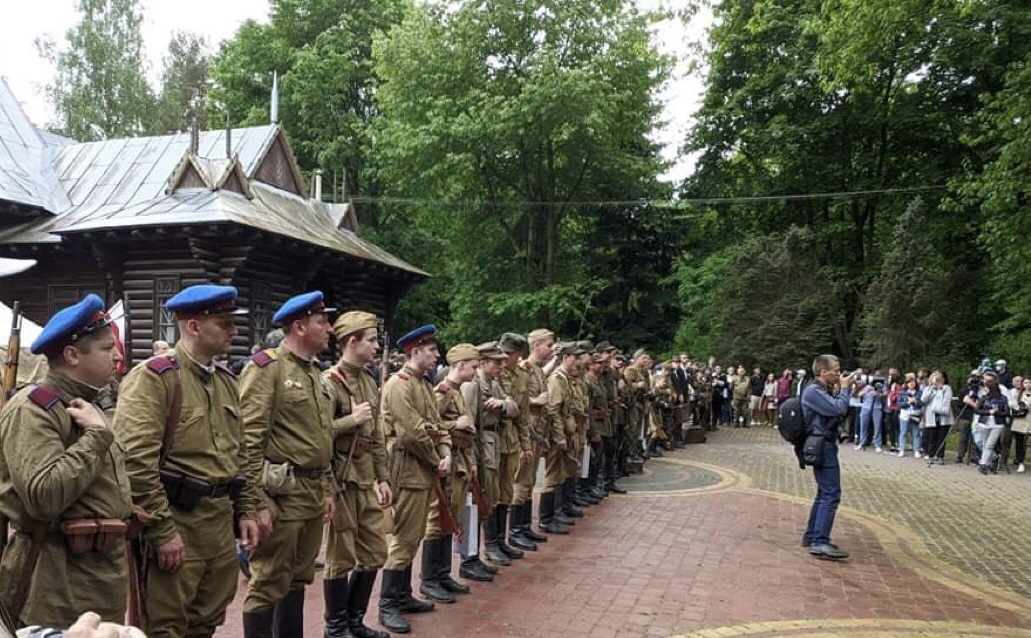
[146,356,183,467]
[27,385,60,411]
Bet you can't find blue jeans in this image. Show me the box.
[859,408,883,448]
[899,412,922,453]
[804,441,841,546]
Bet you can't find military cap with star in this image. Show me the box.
[165,284,247,319]
[397,324,437,352]
[333,311,378,340]
[31,293,113,355]
[272,290,336,325]
[573,340,594,355]
[497,332,527,354]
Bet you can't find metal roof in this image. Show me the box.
[0,77,71,213]
[0,79,427,278]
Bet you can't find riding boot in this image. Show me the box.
[243,608,275,638]
[482,509,512,565]
[562,479,586,516]
[418,538,455,603]
[521,501,548,542]
[377,569,411,634]
[348,570,389,638]
[538,491,570,534]
[436,534,470,594]
[576,477,601,504]
[507,502,538,551]
[273,588,305,638]
[398,565,435,613]
[495,505,525,558]
[323,575,353,638]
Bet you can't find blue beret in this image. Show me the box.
[31,293,112,355]
[397,324,437,351]
[165,284,246,317]
[272,291,336,325]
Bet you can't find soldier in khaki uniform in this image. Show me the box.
[239,291,337,638]
[624,351,654,457]
[0,295,132,628]
[114,285,263,638]
[597,343,627,494]
[322,312,393,638]
[584,353,611,501]
[540,343,582,533]
[378,325,450,634]
[422,343,481,598]
[496,333,535,553]
[511,329,552,544]
[461,343,518,567]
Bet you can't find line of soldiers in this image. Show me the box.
[0,284,672,638]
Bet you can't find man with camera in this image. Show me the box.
[800,355,854,561]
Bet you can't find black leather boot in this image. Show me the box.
[521,501,548,542]
[378,569,411,634]
[347,570,389,638]
[496,505,525,558]
[459,555,494,581]
[436,534,470,594]
[273,588,305,638]
[418,538,455,603]
[323,575,353,638]
[482,511,512,565]
[562,480,586,516]
[577,477,602,504]
[538,491,570,534]
[398,565,435,613]
[508,502,538,551]
[243,607,274,638]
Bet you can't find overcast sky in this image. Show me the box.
[0,0,709,184]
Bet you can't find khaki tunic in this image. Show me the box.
[322,360,389,576]
[239,344,334,610]
[461,372,516,507]
[430,381,474,536]
[0,372,133,627]
[499,366,531,454]
[114,347,261,638]
[586,374,609,439]
[381,365,451,568]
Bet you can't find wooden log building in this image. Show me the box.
[0,77,427,363]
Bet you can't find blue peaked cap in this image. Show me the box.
[165,284,246,317]
[273,291,336,325]
[397,324,437,351]
[31,293,112,355]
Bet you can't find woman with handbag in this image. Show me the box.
[897,376,924,458]
[920,372,954,464]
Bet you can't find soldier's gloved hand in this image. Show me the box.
[156,532,186,572]
[66,398,107,430]
[351,402,374,425]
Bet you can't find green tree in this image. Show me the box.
[153,32,210,134]
[372,0,672,340]
[38,0,155,140]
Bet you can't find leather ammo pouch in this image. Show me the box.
[335,433,373,458]
[60,518,128,554]
[451,429,473,450]
[160,469,212,513]
[261,460,297,495]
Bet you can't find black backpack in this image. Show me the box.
[777,396,809,445]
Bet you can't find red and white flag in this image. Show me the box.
[107,300,128,375]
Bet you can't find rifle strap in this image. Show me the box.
[328,367,361,496]
[8,523,47,621]
[158,371,183,467]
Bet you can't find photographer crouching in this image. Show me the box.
[800,355,855,561]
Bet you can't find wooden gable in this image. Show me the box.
[252,129,306,196]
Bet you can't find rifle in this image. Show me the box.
[0,301,21,558]
[432,478,457,537]
[1,301,21,409]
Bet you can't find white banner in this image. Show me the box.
[454,493,478,556]
[580,443,590,479]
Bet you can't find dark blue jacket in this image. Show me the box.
[801,381,851,438]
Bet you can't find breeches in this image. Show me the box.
[512,443,540,504]
[324,484,389,578]
[244,515,324,612]
[498,451,521,505]
[146,549,237,638]
[384,488,431,570]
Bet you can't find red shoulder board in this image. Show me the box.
[250,350,277,368]
[146,356,180,375]
[435,382,451,395]
[214,361,237,378]
[27,385,60,410]
[396,372,410,381]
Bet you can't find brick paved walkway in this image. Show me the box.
[215,427,1030,637]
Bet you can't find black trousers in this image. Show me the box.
[924,426,949,460]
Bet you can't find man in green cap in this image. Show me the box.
[543,343,582,532]
[516,330,556,541]
[496,333,536,553]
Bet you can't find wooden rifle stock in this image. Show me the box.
[1,301,22,409]
[432,478,457,536]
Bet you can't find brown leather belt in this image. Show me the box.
[293,466,327,479]
[335,433,374,458]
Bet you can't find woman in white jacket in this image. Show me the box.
[921,372,954,464]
